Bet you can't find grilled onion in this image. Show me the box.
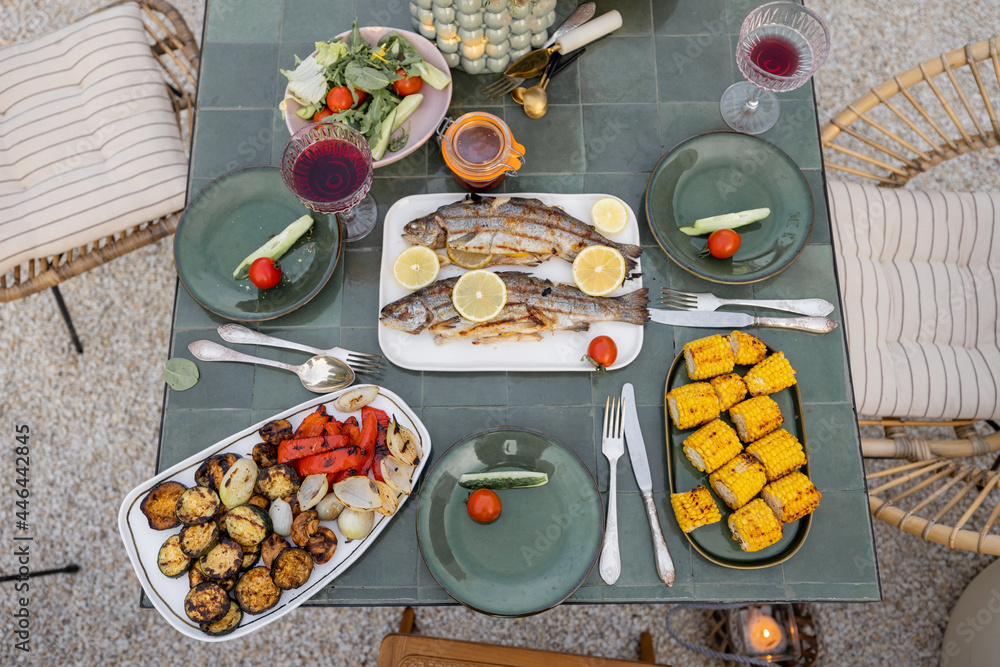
[386,419,422,466]
[381,456,415,495]
[338,508,375,541]
[315,493,345,521]
[268,498,293,536]
[297,474,328,511]
[333,476,382,511]
[333,385,379,413]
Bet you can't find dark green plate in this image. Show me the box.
[664,346,812,568]
[173,166,342,321]
[645,132,813,284]
[415,427,602,617]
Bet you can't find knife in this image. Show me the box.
[648,309,837,333]
[621,383,675,586]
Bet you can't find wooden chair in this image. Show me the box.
[821,36,1000,554]
[0,0,198,351]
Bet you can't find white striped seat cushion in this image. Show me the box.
[829,180,1000,420]
[0,2,187,277]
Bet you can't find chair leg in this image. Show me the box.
[398,606,416,634]
[638,631,656,663]
[51,286,83,354]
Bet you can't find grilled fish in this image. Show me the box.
[402,193,642,271]
[379,272,648,344]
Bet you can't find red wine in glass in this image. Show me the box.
[291,139,371,204]
[749,36,801,77]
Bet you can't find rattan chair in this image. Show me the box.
[0,0,198,351]
[821,36,1000,554]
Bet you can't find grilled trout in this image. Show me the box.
[402,193,642,271]
[379,272,648,344]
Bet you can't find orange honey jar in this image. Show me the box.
[440,112,525,191]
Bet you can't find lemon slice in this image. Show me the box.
[452,270,507,322]
[446,246,494,269]
[591,197,628,235]
[572,245,626,297]
[393,246,440,290]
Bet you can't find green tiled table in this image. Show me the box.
[153,0,880,607]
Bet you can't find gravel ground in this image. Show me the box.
[1,1,998,665]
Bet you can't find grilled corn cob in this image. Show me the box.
[729,395,783,443]
[729,331,767,365]
[745,352,797,396]
[762,471,822,523]
[666,382,721,430]
[682,419,743,473]
[728,498,783,552]
[683,334,736,380]
[670,486,722,533]
[710,373,748,411]
[746,429,806,481]
[709,452,767,510]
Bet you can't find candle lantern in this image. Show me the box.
[727,604,802,662]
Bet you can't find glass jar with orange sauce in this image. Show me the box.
[439,112,525,191]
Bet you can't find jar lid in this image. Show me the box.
[441,112,524,183]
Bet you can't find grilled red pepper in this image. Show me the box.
[362,407,390,480]
[323,419,344,437]
[294,405,329,438]
[277,434,348,464]
[297,446,367,484]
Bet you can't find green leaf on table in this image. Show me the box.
[161,358,199,391]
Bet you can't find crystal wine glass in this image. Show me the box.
[281,121,377,242]
[721,2,831,135]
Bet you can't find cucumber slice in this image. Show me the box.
[369,108,397,162]
[412,60,451,90]
[458,471,549,490]
[679,207,771,236]
[233,214,314,279]
[391,94,423,133]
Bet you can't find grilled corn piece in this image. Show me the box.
[710,373,748,411]
[762,471,822,523]
[709,452,767,510]
[728,498,783,552]
[670,486,722,533]
[745,352,797,396]
[729,395,783,443]
[746,429,806,481]
[683,334,736,380]
[728,330,767,365]
[666,382,721,430]
[682,419,743,473]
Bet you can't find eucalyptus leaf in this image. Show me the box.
[161,358,199,391]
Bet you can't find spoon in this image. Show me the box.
[188,340,355,393]
[510,48,584,105]
[522,72,551,119]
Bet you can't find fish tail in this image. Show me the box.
[611,288,650,325]
[609,241,642,272]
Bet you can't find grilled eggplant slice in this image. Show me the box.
[252,442,279,469]
[199,538,244,581]
[234,567,281,615]
[240,540,262,571]
[179,522,220,559]
[184,582,230,624]
[290,510,319,547]
[200,604,243,636]
[195,453,241,490]
[306,526,338,565]
[225,504,273,548]
[256,463,301,501]
[157,535,192,578]
[219,459,259,509]
[141,481,186,530]
[261,534,290,569]
[271,547,313,590]
[188,562,237,592]
[259,419,293,446]
[175,486,221,526]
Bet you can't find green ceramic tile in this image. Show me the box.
[751,245,840,311]
[692,552,787,585]
[376,144,428,179]
[659,102,729,150]
[198,43,279,109]
[506,105,584,174]
[505,172,583,193]
[312,587,420,604]
[582,104,661,173]
[802,403,865,491]
[448,70,504,108]
[258,260,344,329]
[592,309,674,409]
[654,0,728,36]
[355,3,412,30]
[191,109,276,179]
[419,408,509,463]
[206,0,282,42]
[280,0,359,43]
[602,0,654,35]
[607,492,693,585]
[271,106,291,166]
[158,409,252,470]
[726,0,804,34]
[655,35,733,102]
[506,406,597,474]
[665,262,756,298]
[727,35,814,101]
[507,372,591,406]
[782,582,881,602]
[339,327,424,407]
[354,177,427,251]
[781,490,877,584]
[752,327,849,404]
[803,169,831,245]
[341,249,382,327]
[248,327,340,411]
[757,100,822,169]
[174,281,235,329]
[579,37,657,105]
[422,372,509,407]
[416,584,455,603]
[568,584,606,601]
[427,175,469,193]
[335,502,420,587]
[165,329,256,410]
[693,582,793,601]
[600,584,696,602]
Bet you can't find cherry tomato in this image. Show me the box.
[392,68,423,96]
[706,229,741,259]
[326,85,367,111]
[466,488,501,524]
[248,257,282,289]
[313,107,334,122]
[584,335,618,372]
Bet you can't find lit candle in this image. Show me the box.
[746,609,783,653]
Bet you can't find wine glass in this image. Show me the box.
[720,2,831,135]
[281,121,377,242]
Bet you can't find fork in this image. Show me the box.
[481,47,585,99]
[598,395,624,585]
[216,323,383,375]
[660,288,835,317]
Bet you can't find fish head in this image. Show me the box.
[379,297,433,334]
[402,214,447,249]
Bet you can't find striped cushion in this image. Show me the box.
[829,180,1000,420]
[0,3,187,277]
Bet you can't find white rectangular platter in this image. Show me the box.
[118,385,429,642]
[377,192,645,372]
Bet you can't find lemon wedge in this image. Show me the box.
[591,197,628,235]
[452,270,507,322]
[572,245,626,297]
[446,246,494,269]
[393,246,440,290]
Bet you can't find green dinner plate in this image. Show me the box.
[173,166,342,321]
[416,427,602,616]
[645,131,813,284]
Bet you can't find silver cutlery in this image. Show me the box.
[188,340,355,393]
[660,288,835,317]
[621,383,675,586]
[217,323,383,375]
[647,308,837,333]
[598,396,624,585]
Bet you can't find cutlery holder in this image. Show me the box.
[409,0,557,73]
